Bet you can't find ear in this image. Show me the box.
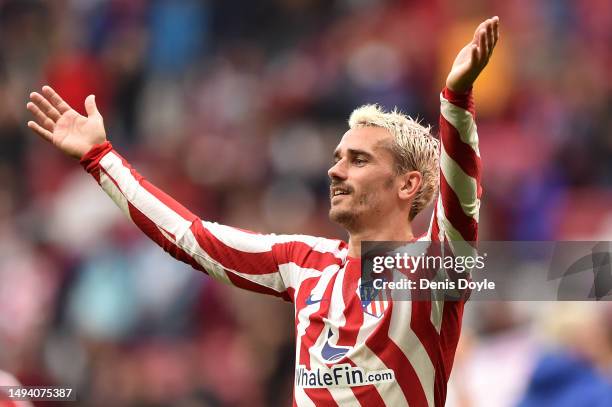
[398,170,422,201]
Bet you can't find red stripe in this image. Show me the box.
[274,241,344,270]
[345,358,386,407]
[294,276,322,315]
[192,222,343,278]
[287,287,296,304]
[80,140,114,173]
[410,300,446,406]
[430,200,441,242]
[434,301,465,406]
[191,220,279,276]
[439,173,478,242]
[365,303,429,407]
[303,388,339,406]
[442,87,474,116]
[225,271,290,301]
[126,202,207,274]
[297,270,340,407]
[91,167,102,183]
[99,165,207,274]
[337,260,363,346]
[439,116,481,184]
[110,152,199,222]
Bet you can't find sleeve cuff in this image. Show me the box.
[80,141,114,173]
[442,86,474,114]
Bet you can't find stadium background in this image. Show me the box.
[0,0,610,406]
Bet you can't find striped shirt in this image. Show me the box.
[80,87,480,406]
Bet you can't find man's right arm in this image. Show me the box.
[26,86,344,302]
[80,141,313,301]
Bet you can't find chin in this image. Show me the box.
[329,207,356,228]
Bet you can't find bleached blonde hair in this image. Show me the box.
[349,104,440,220]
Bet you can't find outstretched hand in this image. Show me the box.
[446,17,500,93]
[26,86,107,160]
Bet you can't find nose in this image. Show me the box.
[328,159,347,181]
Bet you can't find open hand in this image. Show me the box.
[446,17,500,93]
[26,86,107,160]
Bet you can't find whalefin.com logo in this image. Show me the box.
[295,363,395,388]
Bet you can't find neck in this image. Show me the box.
[347,221,414,258]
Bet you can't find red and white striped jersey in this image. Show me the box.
[80,87,480,406]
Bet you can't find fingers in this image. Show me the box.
[84,94,99,118]
[492,17,500,48]
[26,101,55,133]
[42,85,72,114]
[486,22,494,55]
[478,29,487,61]
[27,120,54,143]
[477,16,500,64]
[29,92,61,122]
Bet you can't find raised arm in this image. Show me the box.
[427,17,499,246]
[26,87,341,302]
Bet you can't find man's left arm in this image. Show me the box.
[427,17,499,246]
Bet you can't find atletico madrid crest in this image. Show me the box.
[360,280,390,318]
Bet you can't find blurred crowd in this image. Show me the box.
[0,0,610,406]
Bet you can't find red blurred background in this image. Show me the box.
[0,0,610,406]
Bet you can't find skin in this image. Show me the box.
[26,17,500,258]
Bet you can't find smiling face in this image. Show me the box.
[328,126,403,231]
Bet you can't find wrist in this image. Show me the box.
[442,86,474,114]
[80,140,113,173]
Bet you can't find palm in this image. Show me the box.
[27,86,107,159]
[53,110,104,158]
[446,17,499,93]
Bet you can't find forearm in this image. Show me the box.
[434,87,481,243]
[81,142,203,261]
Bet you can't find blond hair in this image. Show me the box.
[349,104,439,220]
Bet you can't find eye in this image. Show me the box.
[353,157,367,166]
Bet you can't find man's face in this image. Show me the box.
[328,126,399,230]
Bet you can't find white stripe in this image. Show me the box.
[440,94,479,155]
[388,302,436,407]
[100,152,233,285]
[440,145,480,221]
[230,262,330,294]
[326,264,349,335]
[293,267,336,405]
[279,262,325,293]
[356,343,409,407]
[430,300,445,334]
[436,200,478,261]
[204,221,345,259]
[338,277,409,406]
[421,217,434,241]
[174,224,234,284]
[100,153,193,237]
[99,171,130,217]
[328,386,361,405]
[435,195,447,242]
[294,386,317,407]
[295,266,337,362]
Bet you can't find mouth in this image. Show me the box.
[330,187,351,202]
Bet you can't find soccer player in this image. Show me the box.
[26,17,499,407]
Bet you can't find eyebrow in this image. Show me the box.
[333,148,374,160]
